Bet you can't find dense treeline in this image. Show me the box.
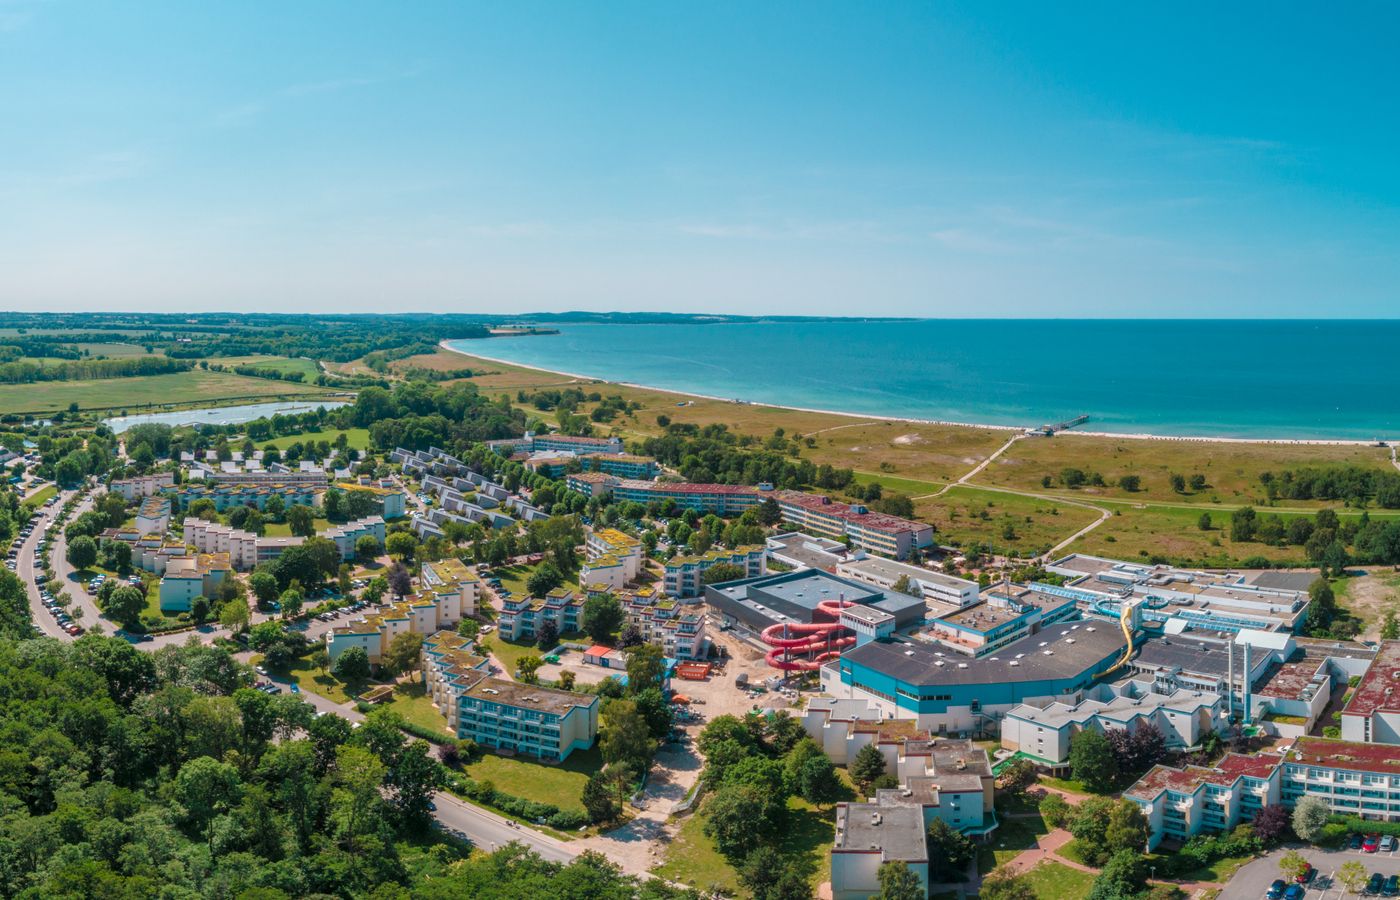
[0,355,190,384]
[638,423,855,491]
[349,383,526,453]
[1261,465,1400,508]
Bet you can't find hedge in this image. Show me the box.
[448,775,588,831]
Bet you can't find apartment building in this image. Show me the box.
[1129,729,1400,850]
[663,545,765,599]
[619,586,710,660]
[110,471,174,501]
[488,432,625,456]
[204,470,329,486]
[326,588,464,663]
[321,516,387,561]
[421,627,598,764]
[1000,679,1228,769]
[135,496,171,535]
[334,481,407,518]
[158,553,232,612]
[419,557,480,618]
[564,473,764,515]
[174,482,325,512]
[497,587,585,642]
[581,528,643,590]
[525,451,658,480]
[775,491,934,560]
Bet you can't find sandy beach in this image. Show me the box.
[441,340,1394,449]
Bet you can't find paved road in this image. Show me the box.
[16,493,73,639]
[432,791,577,862]
[1224,845,1400,899]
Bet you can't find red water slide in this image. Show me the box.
[761,600,856,671]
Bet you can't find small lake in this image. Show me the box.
[104,400,350,433]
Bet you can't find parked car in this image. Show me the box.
[1266,879,1287,900]
[1383,835,1397,853]
[1282,885,1303,900]
[1365,834,1382,853]
[1384,875,1400,897]
[1351,833,1367,850]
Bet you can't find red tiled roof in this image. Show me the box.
[1343,640,1400,718]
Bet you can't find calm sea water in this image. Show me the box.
[449,320,1400,440]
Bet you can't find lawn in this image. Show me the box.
[260,427,372,451]
[487,635,551,679]
[75,342,163,358]
[24,485,57,507]
[1070,504,1317,567]
[975,432,1396,508]
[848,471,947,498]
[653,796,836,894]
[275,654,357,704]
[977,813,1049,874]
[375,681,451,736]
[914,486,1102,557]
[1020,860,1097,899]
[263,518,331,537]
[461,745,602,815]
[215,354,322,379]
[490,563,538,597]
[0,369,339,416]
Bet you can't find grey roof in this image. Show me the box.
[1250,571,1319,592]
[1005,685,1219,730]
[1132,636,1234,679]
[842,622,1125,687]
[834,801,928,862]
[841,555,977,591]
[843,605,895,626]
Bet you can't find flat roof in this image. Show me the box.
[1292,736,1400,776]
[459,676,599,716]
[842,622,1125,687]
[834,801,927,862]
[839,556,976,591]
[1343,640,1400,718]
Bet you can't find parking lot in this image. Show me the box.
[1225,844,1400,899]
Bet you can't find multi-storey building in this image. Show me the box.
[1127,734,1400,849]
[917,584,1079,658]
[618,586,710,659]
[173,483,325,513]
[497,587,585,642]
[135,496,171,535]
[421,630,598,762]
[564,473,763,515]
[526,452,658,480]
[158,553,232,612]
[663,545,765,598]
[488,432,625,456]
[581,527,643,587]
[204,470,329,486]
[325,588,464,663]
[334,481,407,519]
[1000,679,1228,769]
[836,556,979,608]
[1341,640,1400,743]
[419,557,480,618]
[110,472,174,501]
[321,516,387,561]
[775,491,934,560]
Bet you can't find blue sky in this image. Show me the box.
[3,2,1399,317]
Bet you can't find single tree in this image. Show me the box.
[979,866,1036,900]
[581,593,625,642]
[849,743,887,794]
[582,770,620,824]
[516,654,544,684]
[557,669,576,690]
[382,631,425,676]
[700,561,747,585]
[387,563,413,598]
[535,619,559,649]
[797,754,842,808]
[249,571,280,607]
[105,584,147,627]
[218,597,250,633]
[66,534,98,571]
[354,534,383,563]
[1198,512,1212,531]
[1251,802,1291,846]
[279,587,304,619]
[876,861,924,900]
[926,818,975,881]
[1069,728,1118,793]
[1338,860,1369,896]
[1291,794,1330,841]
[1277,850,1310,882]
[286,504,317,537]
[332,646,372,684]
[386,531,418,561]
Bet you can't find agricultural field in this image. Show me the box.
[914,486,1101,556]
[215,354,321,379]
[75,342,162,358]
[976,432,1395,507]
[0,369,339,416]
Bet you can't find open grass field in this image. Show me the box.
[461,745,602,815]
[24,485,57,507]
[915,486,1102,556]
[390,348,483,375]
[1021,860,1097,899]
[274,655,356,704]
[0,369,338,415]
[259,427,371,451]
[847,471,947,497]
[216,354,321,379]
[1068,504,1311,565]
[653,795,835,895]
[374,681,452,736]
[976,432,1395,507]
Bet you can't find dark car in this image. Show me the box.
[1282,886,1303,900]
[1369,874,1386,895]
[1351,833,1367,850]
[1267,879,1287,900]
[1384,874,1400,897]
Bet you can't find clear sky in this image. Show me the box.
[3,2,1398,317]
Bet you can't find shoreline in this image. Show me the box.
[441,340,1393,448]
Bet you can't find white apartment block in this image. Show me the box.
[419,558,480,618]
[110,471,175,501]
[326,590,463,663]
[1000,679,1227,769]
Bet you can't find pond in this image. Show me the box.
[103,400,350,433]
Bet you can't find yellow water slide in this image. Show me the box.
[1101,599,1140,677]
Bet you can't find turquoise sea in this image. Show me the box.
[448,320,1400,440]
